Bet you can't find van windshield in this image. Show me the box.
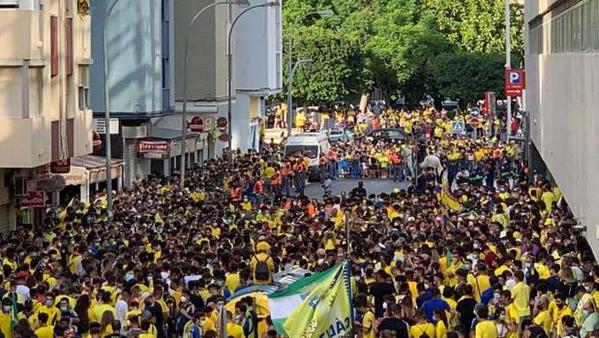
[285,145,319,159]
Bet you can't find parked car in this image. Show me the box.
[367,128,408,144]
[327,128,354,143]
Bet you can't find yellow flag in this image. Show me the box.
[438,179,460,211]
[278,261,353,338]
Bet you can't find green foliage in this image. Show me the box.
[426,52,505,104]
[281,0,524,104]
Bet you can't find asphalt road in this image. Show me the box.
[304,178,411,201]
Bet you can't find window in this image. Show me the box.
[0,0,18,8]
[532,0,599,54]
[50,16,58,77]
[14,177,27,197]
[65,18,73,75]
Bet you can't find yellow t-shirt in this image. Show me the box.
[436,320,447,338]
[35,325,55,338]
[0,313,12,338]
[362,311,376,338]
[225,273,241,293]
[475,320,498,338]
[469,274,491,302]
[534,310,552,335]
[511,282,531,318]
[226,322,244,338]
[410,322,435,338]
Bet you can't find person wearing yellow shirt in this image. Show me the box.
[355,299,376,338]
[34,313,54,338]
[139,319,158,338]
[90,291,116,324]
[0,301,12,338]
[225,311,244,338]
[433,309,448,338]
[533,298,552,336]
[37,296,61,327]
[469,265,491,303]
[550,294,573,337]
[409,310,435,338]
[475,306,498,338]
[225,265,241,293]
[511,271,531,321]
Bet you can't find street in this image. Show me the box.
[304,178,411,201]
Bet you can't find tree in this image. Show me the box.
[426,52,505,104]
[422,0,524,61]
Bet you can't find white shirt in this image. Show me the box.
[115,299,128,325]
[15,284,30,304]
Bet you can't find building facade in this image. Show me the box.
[0,0,93,231]
[90,0,180,186]
[233,0,283,151]
[169,0,282,156]
[525,0,599,257]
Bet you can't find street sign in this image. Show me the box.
[51,159,71,174]
[452,121,466,135]
[92,130,102,151]
[20,191,45,208]
[218,133,230,142]
[93,118,120,135]
[216,117,228,130]
[187,116,204,133]
[504,69,525,97]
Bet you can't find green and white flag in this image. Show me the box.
[268,261,353,338]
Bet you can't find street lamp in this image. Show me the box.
[286,9,334,135]
[227,1,281,152]
[103,0,127,221]
[286,59,312,134]
[180,0,250,188]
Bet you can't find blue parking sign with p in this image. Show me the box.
[509,71,521,84]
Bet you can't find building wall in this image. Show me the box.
[525,0,599,258]
[173,0,229,102]
[90,0,169,115]
[235,0,282,93]
[0,0,93,168]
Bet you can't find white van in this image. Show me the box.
[284,131,331,180]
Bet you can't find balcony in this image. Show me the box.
[0,10,43,63]
[0,111,92,168]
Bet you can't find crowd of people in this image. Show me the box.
[0,106,596,338]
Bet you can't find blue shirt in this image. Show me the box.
[481,287,494,306]
[421,298,451,322]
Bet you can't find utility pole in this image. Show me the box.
[505,0,512,140]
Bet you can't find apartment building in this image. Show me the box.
[0,0,93,231]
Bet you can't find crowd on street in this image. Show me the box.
[0,106,596,338]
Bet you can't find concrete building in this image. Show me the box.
[90,0,185,185]
[233,0,283,151]
[525,0,599,257]
[166,0,282,156]
[0,0,93,231]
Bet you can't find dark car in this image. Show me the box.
[367,128,408,144]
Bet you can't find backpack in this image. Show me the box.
[254,255,270,281]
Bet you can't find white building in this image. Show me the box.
[232,0,283,151]
[525,0,599,258]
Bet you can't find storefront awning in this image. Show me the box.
[63,155,124,186]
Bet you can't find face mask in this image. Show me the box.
[524,262,531,269]
[46,300,53,307]
[463,264,471,271]
[473,243,480,249]
[583,309,590,318]
[124,272,134,282]
[180,297,187,303]
[494,292,500,300]
[60,306,68,312]
[585,286,593,292]
[382,302,388,310]
[2,306,9,313]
